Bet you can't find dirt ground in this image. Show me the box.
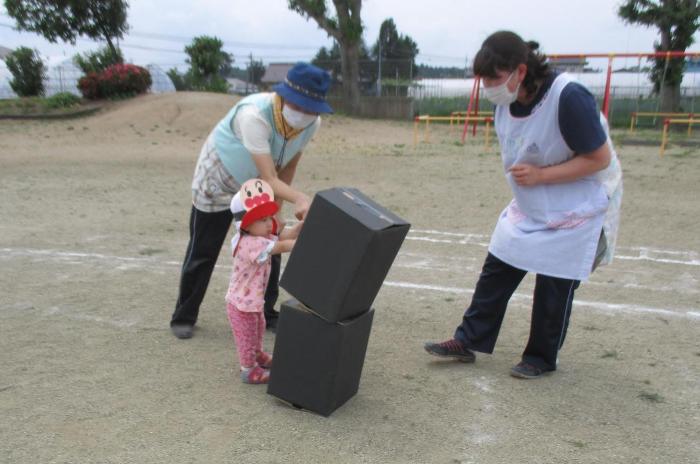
[1,92,698,464]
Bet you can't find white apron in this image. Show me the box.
[488,73,622,281]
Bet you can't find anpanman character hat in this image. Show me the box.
[230,179,279,231]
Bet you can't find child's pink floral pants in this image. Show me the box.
[226,303,265,368]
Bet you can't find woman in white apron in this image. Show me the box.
[425,31,622,379]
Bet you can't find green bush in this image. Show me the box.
[5,47,45,97]
[166,68,229,93]
[74,46,124,74]
[43,92,82,109]
[78,63,152,100]
[196,75,230,93]
[167,68,191,91]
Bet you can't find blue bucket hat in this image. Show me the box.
[273,62,333,114]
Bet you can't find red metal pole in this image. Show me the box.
[472,76,480,137]
[601,56,613,119]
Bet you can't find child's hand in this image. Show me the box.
[279,220,303,240]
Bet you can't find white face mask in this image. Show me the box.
[482,70,520,106]
[282,105,318,129]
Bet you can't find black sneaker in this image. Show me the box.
[510,361,550,379]
[171,324,193,339]
[424,339,475,363]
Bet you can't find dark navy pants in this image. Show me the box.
[454,252,580,371]
[170,206,280,327]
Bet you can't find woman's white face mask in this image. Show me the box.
[482,70,520,106]
[282,105,318,129]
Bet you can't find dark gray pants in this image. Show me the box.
[454,252,580,371]
[170,206,280,327]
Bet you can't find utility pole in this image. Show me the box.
[396,68,399,97]
[377,40,382,97]
[247,52,253,94]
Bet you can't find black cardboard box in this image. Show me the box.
[280,187,410,323]
[267,299,374,417]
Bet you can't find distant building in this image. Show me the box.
[226,77,258,95]
[0,45,13,61]
[549,57,588,73]
[261,63,295,88]
[686,57,700,73]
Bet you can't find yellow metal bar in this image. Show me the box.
[485,120,491,152]
[634,112,692,117]
[665,118,700,124]
[413,115,494,145]
[418,116,492,122]
[629,113,636,134]
[660,120,669,157]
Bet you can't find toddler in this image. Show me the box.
[226,178,301,384]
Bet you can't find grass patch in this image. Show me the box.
[0,94,96,117]
[138,247,165,256]
[638,391,664,403]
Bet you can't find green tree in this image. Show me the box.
[619,0,700,111]
[74,45,124,74]
[167,68,190,91]
[289,0,363,114]
[371,18,418,81]
[4,0,129,57]
[5,46,45,96]
[184,35,232,92]
[312,40,375,86]
[247,58,266,86]
[312,43,342,80]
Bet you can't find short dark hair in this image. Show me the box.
[473,31,550,96]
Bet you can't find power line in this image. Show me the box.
[1,20,470,64]
[126,30,320,50]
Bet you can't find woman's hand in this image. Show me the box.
[294,194,311,220]
[509,164,543,186]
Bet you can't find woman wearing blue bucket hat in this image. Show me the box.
[170,62,333,339]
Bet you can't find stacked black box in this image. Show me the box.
[267,187,410,416]
[267,299,374,417]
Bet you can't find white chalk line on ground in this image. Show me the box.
[396,252,699,296]
[408,229,700,267]
[383,281,699,320]
[2,246,698,321]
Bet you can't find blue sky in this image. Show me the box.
[1,0,697,69]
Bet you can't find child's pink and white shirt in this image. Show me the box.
[226,234,277,312]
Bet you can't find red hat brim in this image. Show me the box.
[240,201,279,230]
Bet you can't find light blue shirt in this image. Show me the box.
[213,93,316,184]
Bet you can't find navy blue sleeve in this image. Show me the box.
[558,82,607,154]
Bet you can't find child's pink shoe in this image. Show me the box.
[256,351,273,369]
[241,365,270,384]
